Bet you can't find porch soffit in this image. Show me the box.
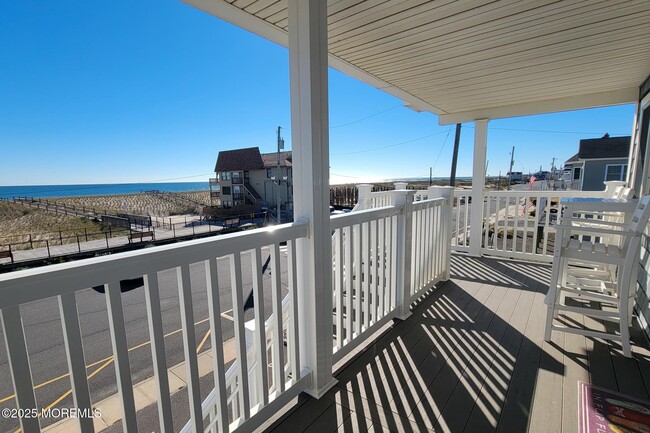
[182,0,650,124]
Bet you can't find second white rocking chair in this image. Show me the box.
[544,195,650,357]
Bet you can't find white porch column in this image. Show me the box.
[288,0,337,398]
[469,119,488,256]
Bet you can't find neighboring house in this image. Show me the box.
[563,134,630,191]
[210,146,293,213]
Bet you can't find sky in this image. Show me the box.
[0,0,637,186]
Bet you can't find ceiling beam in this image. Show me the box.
[181,0,446,115]
[438,88,638,125]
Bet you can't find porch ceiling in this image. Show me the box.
[183,0,650,124]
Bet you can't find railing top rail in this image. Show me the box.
[0,220,309,309]
[482,190,608,198]
[330,205,400,229]
[412,197,445,210]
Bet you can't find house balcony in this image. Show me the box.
[1,186,648,433]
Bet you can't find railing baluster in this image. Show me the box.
[354,224,362,335]
[542,195,553,256]
[532,194,541,253]
[371,219,378,324]
[362,222,370,328]
[230,252,250,420]
[335,229,343,348]
[390,215,398,310]
[1,306,41,433]
[206,257,229,433]
[344,225,353,342]
[483,195,491,250]
[177,264,203,430]
[105,281,138,432]
[143,272,174,433]
[270,243,285,394]
[463,193,470,247]
[513,196,520,253]
[251,248,269,405]
[377,218,385,317]
[59,292,95,433]
[287,239,300,385]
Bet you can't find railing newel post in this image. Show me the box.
[392,189,415,319]
[428,186,455,280]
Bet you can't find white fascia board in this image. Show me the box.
[581,157,629,162]
[181,0,445,115]
[438,88,639,125]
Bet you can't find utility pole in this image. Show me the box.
[276,126,284,224]
[449,123,461,187]
[507,145,515,190]
[429,167,432,186]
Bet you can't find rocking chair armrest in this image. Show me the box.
[554,225,640,238]
[566,218,628,229]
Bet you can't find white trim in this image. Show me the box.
[579,157,629,162]
[604,163,628,182]
[438,88,638,124]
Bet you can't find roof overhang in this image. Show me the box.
[183,0,650,125]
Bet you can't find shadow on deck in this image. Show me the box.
[264,254,650,433]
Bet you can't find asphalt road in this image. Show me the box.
[0,245,288,432]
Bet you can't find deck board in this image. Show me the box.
[267,255,650,433]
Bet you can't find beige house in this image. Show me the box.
[211,147,292,213]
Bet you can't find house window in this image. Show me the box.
[222,200,232,209]
[221,172,231,181]
[267,168,273,178]
[604,164,627,182]
[222,186,232,195]
[572,167,582,180]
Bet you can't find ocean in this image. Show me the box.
[0,182,210,200]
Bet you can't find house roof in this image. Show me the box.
[565,153,580,163]
[184,0,650,124]
[261,151,292,168]
[577,136,631,160]
[214,147,264,172]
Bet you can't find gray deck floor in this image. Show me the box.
[264,255,650,433]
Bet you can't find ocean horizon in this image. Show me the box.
[0,182,210,199]
[0,177,475,200]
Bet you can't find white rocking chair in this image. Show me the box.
[544,195,650,357]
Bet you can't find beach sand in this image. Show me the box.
[52,190,211,217]
[0,191,211,247]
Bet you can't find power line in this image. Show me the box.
[330,104,402,129]
[430,126,453,173]
[331,130,449,156]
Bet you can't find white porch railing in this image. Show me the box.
[0,186,455,433]
[0,222,310,433]
[450,183,623,262]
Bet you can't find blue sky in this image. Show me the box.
[0,0,636,186]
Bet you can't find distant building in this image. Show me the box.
[209,146,293,214]
[563,135,630,191]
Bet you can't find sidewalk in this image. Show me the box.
[44,339,236,432]
[0,222,225,266]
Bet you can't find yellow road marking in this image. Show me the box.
[13,360,116,433]
[196,329,211,354]
[0,317,212,404]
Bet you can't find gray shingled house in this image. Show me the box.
[563,135,630,191]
